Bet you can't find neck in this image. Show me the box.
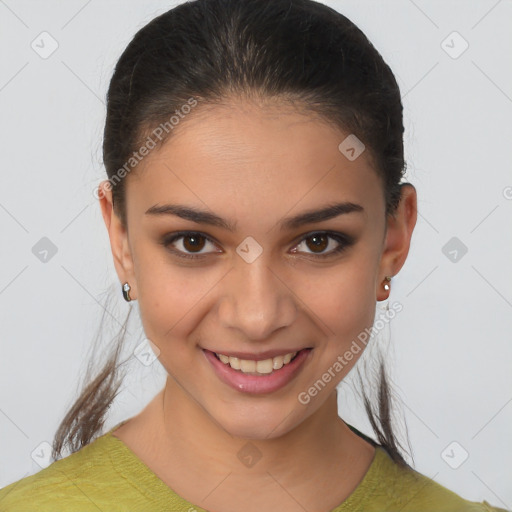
[155,375,369,484]
[117,375,376,511]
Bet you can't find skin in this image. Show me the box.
[99,96,417,512]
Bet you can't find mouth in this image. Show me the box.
[212,349,304,375]
[202,348,313,394]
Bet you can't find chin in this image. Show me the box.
[212,404,301,441]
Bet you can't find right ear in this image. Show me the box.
[98,181,137,300]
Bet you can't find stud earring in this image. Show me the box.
[383,276,391,291]
[122,282,132,302]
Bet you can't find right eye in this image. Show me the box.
[160,231,222,259]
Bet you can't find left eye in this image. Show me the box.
[291,232,351,258]
[161,231,352,260]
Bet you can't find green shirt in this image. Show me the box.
[0,422,508,511]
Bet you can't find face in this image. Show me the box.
[100,97,416,440]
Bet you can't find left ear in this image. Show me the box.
[377,183,417,301]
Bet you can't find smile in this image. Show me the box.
[215,351,298,375]
[203,348,313,394]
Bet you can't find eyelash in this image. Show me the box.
[160,231,354,261]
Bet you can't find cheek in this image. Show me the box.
[132,243,213,345]
[297,261,377,341]
[135,269,209,377]
[300,271,376,389]
[137,270,211,338]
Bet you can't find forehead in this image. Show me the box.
[125,99,384,228]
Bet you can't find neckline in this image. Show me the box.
[102,420,390,511]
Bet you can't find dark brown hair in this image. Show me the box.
[52,0,413,468]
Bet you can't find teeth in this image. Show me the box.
[215,351,298,374]
[218,354,230,364]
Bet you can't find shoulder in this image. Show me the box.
[0,432,133,512]
[364,446,509,512]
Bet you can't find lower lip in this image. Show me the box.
[203,348,312,394]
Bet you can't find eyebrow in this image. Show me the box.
[145,201,364,232]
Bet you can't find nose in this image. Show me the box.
[218,256,297,341]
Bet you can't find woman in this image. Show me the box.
[0,0,507,510]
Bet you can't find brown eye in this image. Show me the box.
[304,233,329,253]
[161,232,221,259]
[292,232,353,258]
[182,233,206,252]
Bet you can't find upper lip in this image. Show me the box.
[204,348,311,360]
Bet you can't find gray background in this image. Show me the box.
[1,0,511,507]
